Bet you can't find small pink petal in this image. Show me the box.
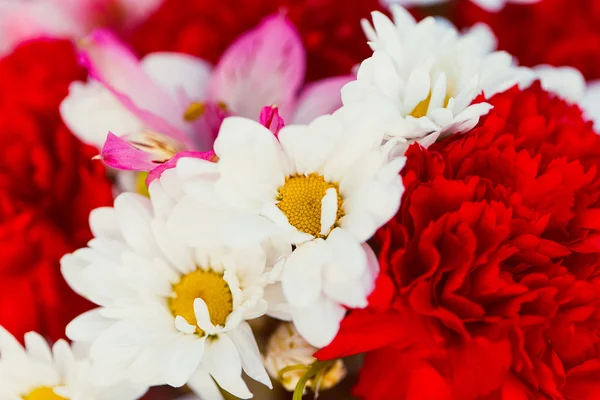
[208,14,306,120]
[101,132,157,171]
[291,75,354,124]
[259,105,285,136]
[146,150,216,184]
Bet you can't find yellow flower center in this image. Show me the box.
[276,173,344,238]
[22,387,67,400]
[169,269,233,336]
[409,91,451,118]
[136,171,150,197]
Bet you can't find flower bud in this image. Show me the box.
[264,322,346,392]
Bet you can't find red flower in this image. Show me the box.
[0,39,114,341]
[316,83,600,399]
[129,0,384,81]
[456,0,600,80]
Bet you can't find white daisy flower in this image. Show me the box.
[381,0,541,12]
[61,187,279,399]
[344,5,533,143]
[0,327,146,400]
[167,105,404,347]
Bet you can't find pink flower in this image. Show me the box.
[60,14,352,185]
[0,0,162,56]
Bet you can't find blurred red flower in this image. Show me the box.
[456,0,600,80]
[0,39,114,341]
[317,83,600,399]
[129,0,384,81]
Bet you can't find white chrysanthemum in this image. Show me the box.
[0,327,145,400]
[343,5,533,142]
[167,106,404,347]
[381,0,541,12]
[61,186,279,399]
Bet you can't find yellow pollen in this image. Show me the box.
[169,269,233,336]
[135,171,150,197]
[184,102,206,122]
[409,91,451,118]
[22,387,68,400]
[276,173,344,238]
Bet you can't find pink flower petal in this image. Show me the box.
[186,102,231,151]
[259,105,285,136]
[207,14,306,120]
[79,30,191,145]
[291,75,354,124]
[101,132,157,171]
[146,150,216,184]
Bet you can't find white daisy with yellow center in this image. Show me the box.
[167,105,405,347]
[61,188,278,399]
[0,327,145,400]
[344,5,533,144]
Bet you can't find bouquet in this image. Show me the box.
[1,1,599,399]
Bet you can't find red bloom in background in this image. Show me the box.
[456,0,600,80]
[0,39,114,341]
[129,0,384,81]
[317,83,600,399]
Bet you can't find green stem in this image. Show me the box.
[292,360,335,400]
[278,364,309,382]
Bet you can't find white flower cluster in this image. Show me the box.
[59,100,404,399]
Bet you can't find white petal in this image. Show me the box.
[175,316,197,335]
[580,80,600,131]
[403,68,431,113]
[187,368,225,400]
[65,309,115,342]
[161,335,206,387]
[227,322,272,388]
[24,332,52,363]
[291,296,346,348]
[193,298,218,335]
[535,65,586,103]
[264,283,293,321]
[282,241,328,308]
[203,335,252,399]
[89,207,121,240]
[114,193,158,256]
[60,80,143,149]
[320,188,338,236]
[52,340,75,379]
[215,117,287,206]
[323,229,367,282]
[151,219,195,275]
[278,115,343,175]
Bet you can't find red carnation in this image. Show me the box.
[456,0,600,80]
[0,39,114,341]
[316,83,600,399]
[129,0,384,81]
